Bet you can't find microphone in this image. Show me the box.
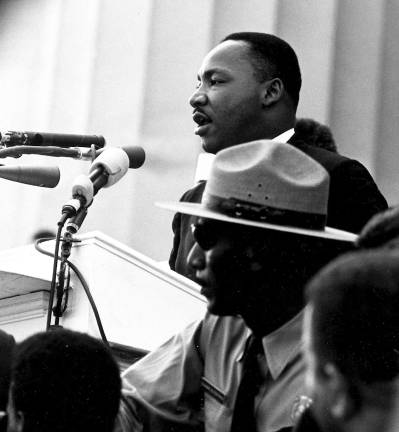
[0,131,105,149]
[0,165,60,188]
[60,146,145,223]
[95,146,145,169]
[88,146,145,190]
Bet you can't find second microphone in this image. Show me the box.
[62,146,145,218]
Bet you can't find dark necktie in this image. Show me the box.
[230,335,264,432]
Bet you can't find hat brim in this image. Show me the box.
[157,201,358,243]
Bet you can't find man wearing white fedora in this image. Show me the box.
[170,32,387,280]
[118,141,356,432]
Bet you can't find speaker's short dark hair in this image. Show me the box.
[306,250,399,383]
[222,32,302,107]
[11,329,121,432]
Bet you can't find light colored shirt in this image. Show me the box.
[193,128,295,183]
[118,311,306,432]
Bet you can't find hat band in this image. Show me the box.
[204,194,326,230]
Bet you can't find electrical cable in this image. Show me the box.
[35,237,109,345]
[45,226,63,331]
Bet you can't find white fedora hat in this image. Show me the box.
[157,140,357,243]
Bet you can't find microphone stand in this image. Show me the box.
[52,231,73,327]
[1,141,111,339]
[46,222,64,331]
[46,208,87,330]
[1,144,94,330]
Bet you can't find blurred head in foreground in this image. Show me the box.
[7,329,121,432]
[303,249,399,432]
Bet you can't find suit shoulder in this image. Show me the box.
[293,141,351,170]
[292,141,382,184]
[180,181,206,203]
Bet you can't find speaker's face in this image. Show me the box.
[189,40,266,155]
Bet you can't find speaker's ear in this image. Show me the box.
[261,78,284,107]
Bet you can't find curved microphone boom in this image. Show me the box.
[0,165,60,188]
[0,143,146,165]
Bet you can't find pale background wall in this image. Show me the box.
[0,0,397,260]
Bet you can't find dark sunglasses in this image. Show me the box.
[191,222,218,251]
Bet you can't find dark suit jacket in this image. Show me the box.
[169,134,388,278]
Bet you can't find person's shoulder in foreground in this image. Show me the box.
[7,328,121,432]
[119,311,306,432]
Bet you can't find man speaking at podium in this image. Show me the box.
[169,32,387,279]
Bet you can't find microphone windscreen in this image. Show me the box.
[123,146,145,169]
[90,148,129,187]
[0,165,60,188]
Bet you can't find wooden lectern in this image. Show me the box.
[0,231,206,366]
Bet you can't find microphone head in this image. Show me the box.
[94,146,146,169]
[90,148,130,187]
[0,165,60,188]
[72,174,94,205]
[122,146,145,169]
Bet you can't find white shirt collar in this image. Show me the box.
[194,128,295,183]
[273,128,295,143]
[239,309,304,380]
